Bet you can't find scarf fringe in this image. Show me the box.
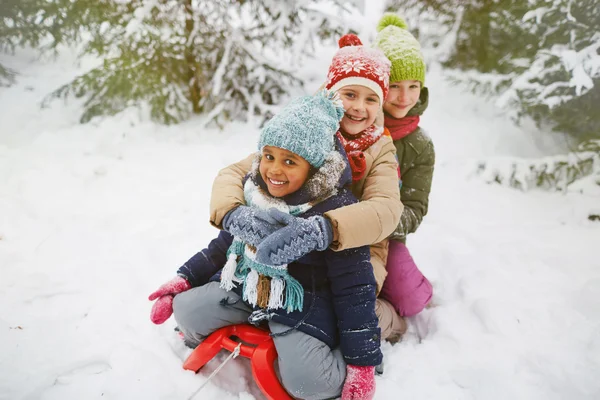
[284,276,304,313]
[235,267,304,312]
[256,274,271,308]
[268,277,285,309]
[219,254,238,291]
[220,240,245,291]
[221,180,312,313]
[244,269,259,305]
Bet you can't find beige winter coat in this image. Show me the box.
[209,135,402,292]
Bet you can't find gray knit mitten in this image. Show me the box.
[255,208,333,266]
[222,205,284,247]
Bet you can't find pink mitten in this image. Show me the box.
[150,295,175,324]
[148,276,191,324]
[341,365,376,400]
[148,276,191,301]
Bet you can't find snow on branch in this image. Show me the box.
[0,63,17,87]
[37,0,353,125]
[397,0,599,143]
[475,140,600,194]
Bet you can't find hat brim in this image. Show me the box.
[329,77,385,107]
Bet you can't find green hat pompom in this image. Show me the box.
[377,13,408,32]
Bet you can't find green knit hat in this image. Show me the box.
[373,13,426,85]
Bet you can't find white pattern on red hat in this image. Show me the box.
[325,34,391,105]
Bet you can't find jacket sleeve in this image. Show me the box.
[325,137,402,250]
[177,231,234,287]
[395,140,435,238]
[209,154,255,229]
[370,240,389,295]
[325,247,382,367]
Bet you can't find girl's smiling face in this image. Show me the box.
[337,85,380,136]
[259,146,311,197]
[384,80,421,119]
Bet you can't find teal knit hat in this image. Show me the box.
[373,13,426,85]
[258,91,345,168]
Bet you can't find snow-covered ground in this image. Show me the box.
[1,41,599,400]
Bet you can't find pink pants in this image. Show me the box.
[380,241,432,317]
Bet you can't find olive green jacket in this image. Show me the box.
[390,88,435,243]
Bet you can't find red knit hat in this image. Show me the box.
[325,34,391,105]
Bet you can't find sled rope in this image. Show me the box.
[187,342,242,400]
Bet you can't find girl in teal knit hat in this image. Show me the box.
[373,13,434,329]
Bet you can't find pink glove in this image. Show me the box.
[341,365,376,400]
[148,276,191,324]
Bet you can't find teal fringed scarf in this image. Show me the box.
[219,178,313,313]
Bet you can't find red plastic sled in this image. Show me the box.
[183,324,292,400]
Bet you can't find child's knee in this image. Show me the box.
[172,287,208,334]
[279,366,343,400]
[376,298,407,343]
[173,282,252,339]
[172,282,228,332]
[272,324,345,399]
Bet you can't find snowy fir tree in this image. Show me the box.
[0,0,84,86]
[507,0,600,145]
[383,0,462,55]
[476,139,600,194]
[387,0,599,192]
[1,0,112,86]
[386,0,600,145]
[38,0,352,125]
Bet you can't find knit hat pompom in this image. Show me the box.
[377,13,408,32]
[373,13,426,85]
[258,90,344,168]
[338,33,362,48]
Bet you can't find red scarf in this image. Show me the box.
[337,125,384,182]
[385,115,420,140]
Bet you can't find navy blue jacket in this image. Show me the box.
[178,144,382,366]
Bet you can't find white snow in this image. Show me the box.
[1,37,599,400]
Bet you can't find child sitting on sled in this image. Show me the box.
[149,91,381,400]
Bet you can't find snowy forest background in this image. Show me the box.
[2,0,599,198]
[1,1,600,399]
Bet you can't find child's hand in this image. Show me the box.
[223,205,285,246]
[150,295,176,325]
[341,365,376,400]
[148,276,191,324]
[255,208,333,266]
[148,276,191,301]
